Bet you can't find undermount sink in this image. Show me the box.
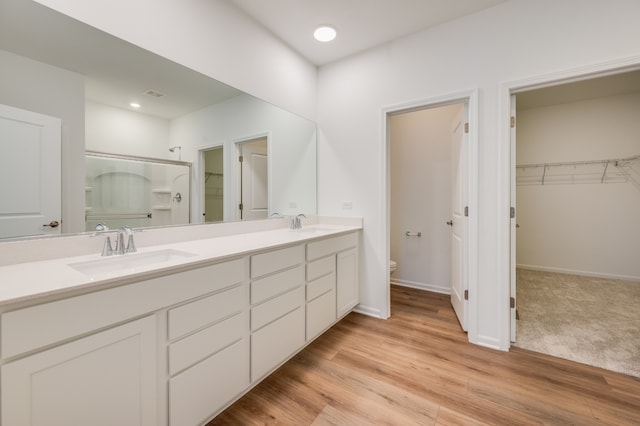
[293,226,336,235]
[68,249,197,279]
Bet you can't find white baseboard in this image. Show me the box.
[353,304,386,319]
[390,278,451,295]
[517,264,640,282]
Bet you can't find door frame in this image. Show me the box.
[381,89,479,342]
[499,55,640,349]
[197,144,225,223]
[196,142,225,224]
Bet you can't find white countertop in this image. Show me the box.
[0,224,361,306]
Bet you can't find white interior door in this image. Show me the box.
[0,104,61,239]
[510,94,517,342]
[238,138,268,220]
[450,104,469,331]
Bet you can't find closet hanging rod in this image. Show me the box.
[517,153,640,170]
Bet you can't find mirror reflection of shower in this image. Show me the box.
[85,152,191,231]
[169,146,182,160]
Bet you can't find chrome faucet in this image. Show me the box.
[119,226,137,254]
[290,213,306,230]
[101,226,136,256]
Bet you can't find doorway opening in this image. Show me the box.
[383,91,478,337]
[202,146,224,223]
[236,136,268,221]
[509,69,640,377]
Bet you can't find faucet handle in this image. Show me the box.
[101,235,114,256]
[125,233,137,253]
[115,232,125,255]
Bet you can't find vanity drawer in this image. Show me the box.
[169,337,249,426]
[251,265,304,305]
[251,306,304,381]
[168,284,247,340]
[169,311,248,375]
[306,232,358,261]
[251,245,304,278]
[306,255,335,282]
[251,286,304,331]
[306,289,336,341]
[1,258,246,359]
[307,272,335,302]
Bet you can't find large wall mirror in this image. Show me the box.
[0,0,316,239]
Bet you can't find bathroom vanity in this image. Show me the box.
[0,221,360,425]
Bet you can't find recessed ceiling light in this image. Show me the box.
[130,102,141,108]
[314,25,337,42]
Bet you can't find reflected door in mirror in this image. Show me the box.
[0,104,61,239]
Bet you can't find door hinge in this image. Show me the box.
[464,122,469,133]
[464,206,469,217]
[510,206,515,219]
[510,116,516,128]
[510,297,515,309]
[464,290,469,300]
[238,203,243,211]
[238,155,244,163]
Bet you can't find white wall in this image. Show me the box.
[85,101,171,159]
[317,0,640,349]
[516,92,640,280]
[390,105,461,293]
[34,0,317,121]
[0,49,86,234]
[171,94,316,222]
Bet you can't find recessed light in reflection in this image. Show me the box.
[130,102,141,108]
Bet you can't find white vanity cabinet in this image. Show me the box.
[0,257,248,426]
[249,244,306,382]
[0,226,361,425]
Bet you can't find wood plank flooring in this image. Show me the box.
[208,286,640,425]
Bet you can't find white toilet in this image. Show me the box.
[390,259,397,275]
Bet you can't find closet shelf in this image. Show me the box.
[516,153,640,190]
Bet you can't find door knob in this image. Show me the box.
[446,220,453,226]
[43,220,60,228]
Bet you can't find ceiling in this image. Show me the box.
[230,0,509,65]
[0,0,241,120]
[2,0,639,119]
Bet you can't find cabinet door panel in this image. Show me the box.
[337,248,359,318]
[1,316,157,426]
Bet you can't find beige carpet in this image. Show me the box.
[514,268,640,378]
